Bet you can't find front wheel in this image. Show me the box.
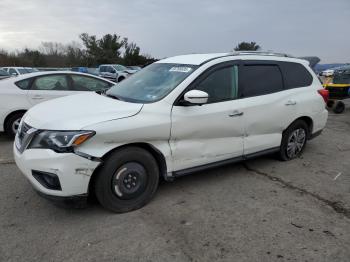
[94,147,159,213]
[279,120,308,161]
[4,112,24,137]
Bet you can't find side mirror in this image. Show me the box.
[183,90,209,105]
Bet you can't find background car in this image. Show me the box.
[0,69,11,80]
[2,67,38,76]
[98,64,136,82]
[0,71,115,136]
[321,69,335,77]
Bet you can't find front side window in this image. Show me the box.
[17,68,30,74]
[106,63,198,103]
[9,68,17,75]
[194,66,238,103]
[32,75,69,91]
[71,75,112,91]
[241,64,283,97]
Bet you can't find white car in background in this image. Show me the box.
[321,69,334,77]
[14,52,328,213]
[0,71,115,136]
[2,67,38,76]
[98,64,137,82]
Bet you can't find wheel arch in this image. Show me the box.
[4,109,27,130]
[88,142,169,195]
[284,116,313,138]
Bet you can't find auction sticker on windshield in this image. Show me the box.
[169,66,193,73]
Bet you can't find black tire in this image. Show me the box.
[4,112,24,137]
[327,100,334,108]
[279,120,309,161]
[118,76,125,82]
[333,101,345,114]
[94,147,159,213]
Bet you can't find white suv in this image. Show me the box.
[14,52,329,213]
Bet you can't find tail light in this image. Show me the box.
[318,89,329,103]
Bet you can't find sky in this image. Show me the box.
[0,0,349,63]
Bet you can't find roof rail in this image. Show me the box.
[232,51,294,58]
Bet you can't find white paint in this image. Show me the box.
[14,53,328,199]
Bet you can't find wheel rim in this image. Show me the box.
[112,162,148,200]
[12,118,21,134]
[286,128,306,158]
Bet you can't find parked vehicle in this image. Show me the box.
[98,64,136,82]
[0,69,11,80]
[0,71,115,136]
[321,69,335,77]
[2,67,38,76]
[324,66,350,113]
[14,52,328,213]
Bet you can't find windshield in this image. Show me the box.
[18,68,31,74]
[113,64,127,71]
[106,63,198,103]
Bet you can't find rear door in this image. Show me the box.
[238,61,297,155]
[27,74,74,105]
[69,74,113,92]
[170,63,245,171]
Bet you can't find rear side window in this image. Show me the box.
[241,64,283,97]
[15,79,31,90]
[280,62,313,88]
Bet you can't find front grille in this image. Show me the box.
[15,122,37,153]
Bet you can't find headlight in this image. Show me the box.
[29,130,95,153]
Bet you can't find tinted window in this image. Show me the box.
[15,79,31,90]
[99,66,106,72]
[195,66,238,103]
[9,68,17,75]
[106,63,197,103]
[241,64,283,97]
[32,75,69,91]
[280,62,313,88]
[71,75,111,91]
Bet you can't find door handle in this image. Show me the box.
[285,100,297,106]
[32,95,44,100]
[229,110,244,117]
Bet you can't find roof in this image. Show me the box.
[157,52,310,66]
[157,53,229,65]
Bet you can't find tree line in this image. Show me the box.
[0,37,261,68]
[0,33,157,68]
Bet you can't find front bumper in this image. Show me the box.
[14,144,100,197]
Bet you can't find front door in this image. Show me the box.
[27,74,74,105]
[170,64,244,171]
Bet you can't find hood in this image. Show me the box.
[124,69,137,74]
[24,92,143,130]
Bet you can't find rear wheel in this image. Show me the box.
[118,76,125,82]
[4,112,24,137]
[279,120,308,161]
[94,147,159,213]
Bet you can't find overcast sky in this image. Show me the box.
[0,0,349,63]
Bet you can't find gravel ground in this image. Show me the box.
[0,106,349,262]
